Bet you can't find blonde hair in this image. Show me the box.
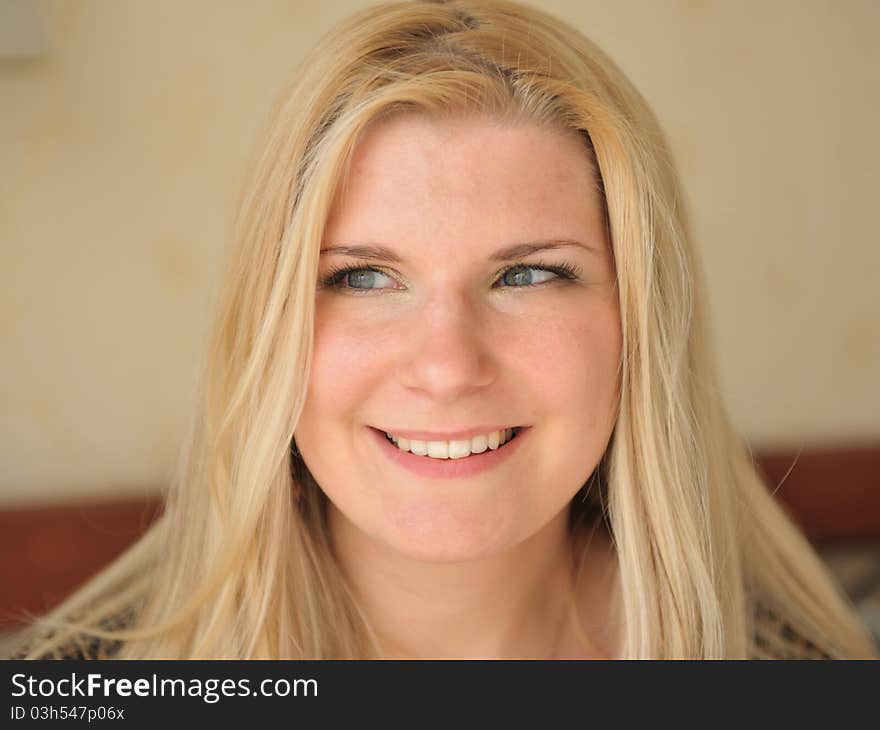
[16,0,875,659]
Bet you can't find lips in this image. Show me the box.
[374,425,523,442]
[384,427,521,459]
[368,425,529,479]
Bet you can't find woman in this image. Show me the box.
[14,0,875,659]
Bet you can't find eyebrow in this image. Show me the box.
[319,239,598,263]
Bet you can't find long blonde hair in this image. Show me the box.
[17,0,875,659]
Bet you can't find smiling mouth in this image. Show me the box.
[381,426,523,460]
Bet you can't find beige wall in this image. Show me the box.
[2,0,877,506]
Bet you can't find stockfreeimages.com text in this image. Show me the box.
[11,673,317,704]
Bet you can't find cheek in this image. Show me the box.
[305,304,395,416]
[504,298,622,419]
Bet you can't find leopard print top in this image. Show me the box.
[11,605,834,659]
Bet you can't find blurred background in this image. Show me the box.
[1,0,878,650]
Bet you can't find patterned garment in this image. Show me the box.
[750,604,834,660]
[9,609,132,660]
[13,607,834,659]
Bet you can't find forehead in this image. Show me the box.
[325,113,604,247]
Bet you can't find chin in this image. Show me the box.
[376,507,518,564]
[326,484,535,564]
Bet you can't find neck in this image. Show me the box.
[329,504,610,659]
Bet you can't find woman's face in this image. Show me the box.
[295,113,621,562]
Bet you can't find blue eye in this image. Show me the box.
[319,260,581,294]
[498,265,562,288]
[334,268,397,290]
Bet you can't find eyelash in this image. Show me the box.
[319,259,582,294]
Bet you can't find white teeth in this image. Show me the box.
[448,440,471,459]
[409,439,427,456]
[385,428,519,459]
[487,430,500,450]
[426,441,449,458]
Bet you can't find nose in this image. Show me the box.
[398,293,497,402]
